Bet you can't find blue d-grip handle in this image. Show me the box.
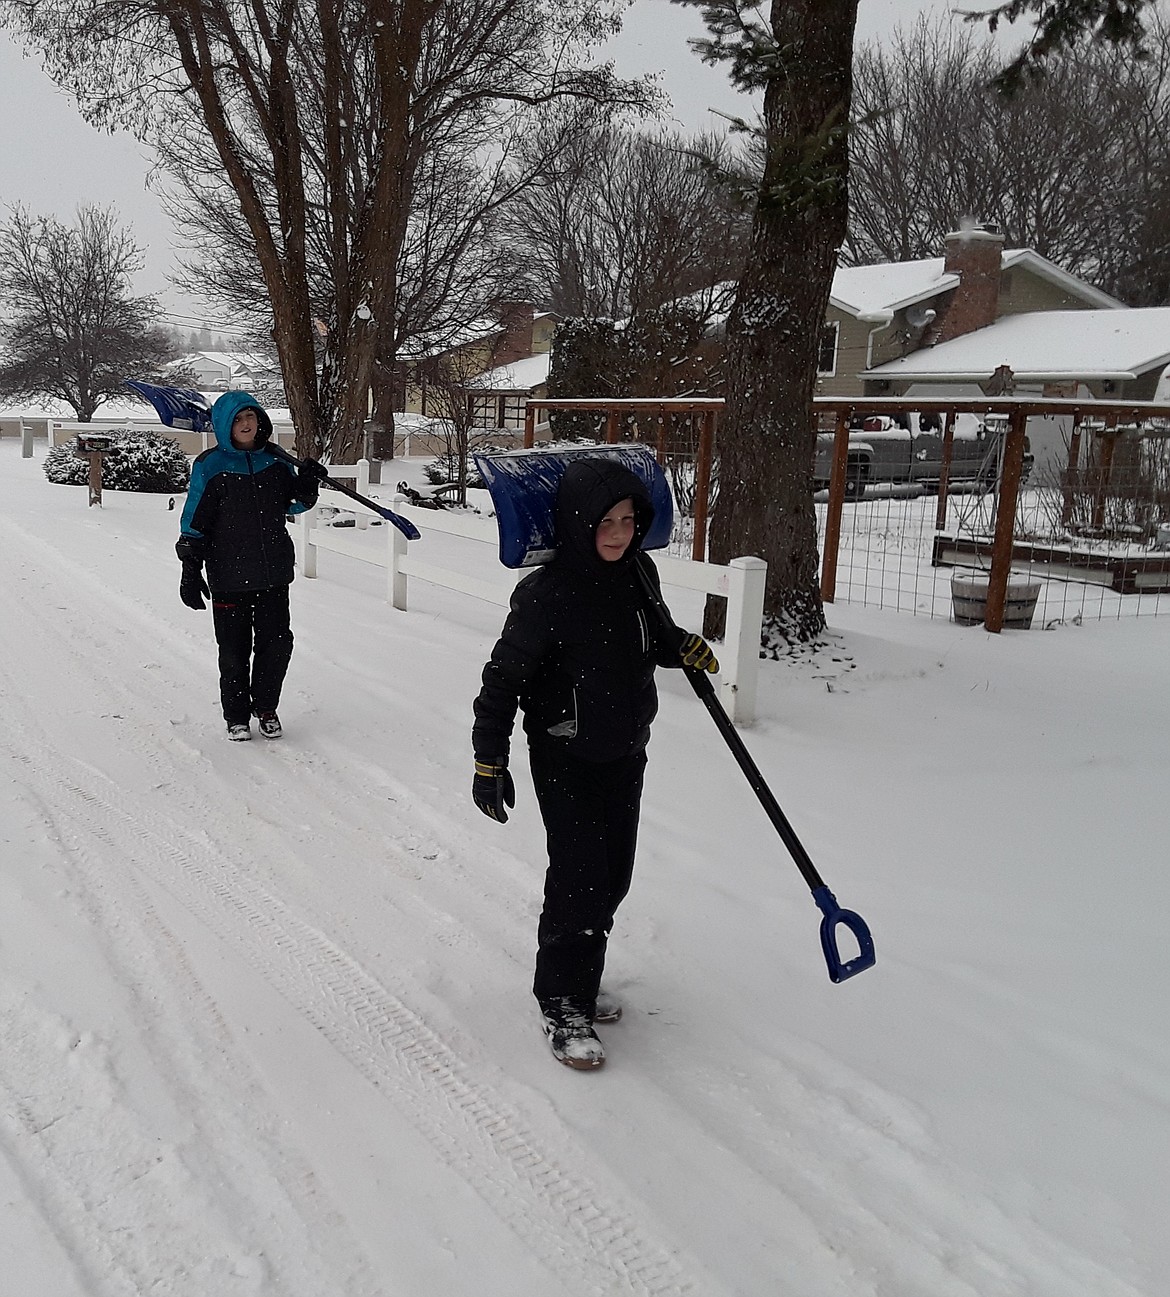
[813,886,876,983]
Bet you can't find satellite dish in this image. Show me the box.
[905,306,937,331]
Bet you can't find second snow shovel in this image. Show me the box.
[124,379,420,540]
[265,443,421,540]
[635,554,875,984]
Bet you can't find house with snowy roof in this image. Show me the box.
[401,303,558,427]
[823,225,1170,404]
[178,351,280,393]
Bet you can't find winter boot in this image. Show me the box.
[227,722,252,741]
[541,999,605,1070]
[255,711,282,740]
[593,989,622,1024]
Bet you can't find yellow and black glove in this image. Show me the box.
[472,756,516,824]
[679,631,719,674]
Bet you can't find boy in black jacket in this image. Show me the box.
[472,458,717,1069]
[175,390,327,740]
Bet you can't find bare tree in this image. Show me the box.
[845,14,1170,304]
[411,335,513,507]
[2,0,648,459]
[495,118,751,319]
[0,205,177,420]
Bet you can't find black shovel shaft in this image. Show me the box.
[634,556,826,893]
[268,444,379,515]
[683,665,827,893]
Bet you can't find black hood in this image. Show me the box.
[553,458,656,578]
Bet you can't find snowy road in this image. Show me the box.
[1,440,1166,1295]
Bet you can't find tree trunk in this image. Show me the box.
[706,0,859,649]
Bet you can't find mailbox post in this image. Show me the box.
[74,432,115,506]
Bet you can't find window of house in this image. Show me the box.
[817,322,839,377]
[500,395,526,429]
[470,396,496,426]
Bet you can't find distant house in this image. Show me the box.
[179,351,279,393]
[820,226,1135,400]
[401,304,558,425]
[466,351,553,429]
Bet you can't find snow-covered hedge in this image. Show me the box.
[43,431,191,493]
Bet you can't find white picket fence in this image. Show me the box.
[293,465,766,724]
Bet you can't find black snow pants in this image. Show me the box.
[528,742,647,1017]
[210,585,294,726]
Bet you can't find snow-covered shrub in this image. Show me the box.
[43,430,190,493]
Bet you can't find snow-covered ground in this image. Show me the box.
[1,437,1166,1297]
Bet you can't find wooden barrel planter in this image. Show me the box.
[951,572,1042,629]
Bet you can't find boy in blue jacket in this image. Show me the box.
[176,390,326,740]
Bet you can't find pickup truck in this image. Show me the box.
[813,413,1031,499]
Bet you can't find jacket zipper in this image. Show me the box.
[248,451,273,584]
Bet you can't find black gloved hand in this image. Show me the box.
[180,561,210,610]
[295,457,329,506]
[472,756,516,824]
[679,631,719,674]
[298,457,329,483]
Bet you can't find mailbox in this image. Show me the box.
[74,431,117,506]
[76,432,116,454]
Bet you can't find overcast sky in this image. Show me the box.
[0,1,999,330]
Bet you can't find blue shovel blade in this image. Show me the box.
[377,506,420,540]
[812,886,876,983]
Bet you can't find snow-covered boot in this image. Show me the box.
[227,722,252,741]
[541,1000,605,1070]
[593,989,622,1024]
[255,711,282,739]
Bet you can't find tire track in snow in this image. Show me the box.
[0,769,387,1297]
[0,526,712,1295]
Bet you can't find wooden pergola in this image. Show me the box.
[521,394,1170,632]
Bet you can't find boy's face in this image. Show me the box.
[230,407,260,450]
[595,498,636,562]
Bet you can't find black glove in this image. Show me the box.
[679,631,719,674]
[473,756,515,824]
[295,457,329,506]
[180,561,210,610]
[175,534,206,564]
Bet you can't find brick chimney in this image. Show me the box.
[491,301,535,366]
[929,225,1005,344]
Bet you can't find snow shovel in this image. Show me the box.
[265,442,420,540]
[124,380,420,540]
[474,445,673,567]
[634,554,876,984]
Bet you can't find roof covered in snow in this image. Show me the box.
[865,308,1170,382]
[831,249,1123,319]
[469,352,551,393]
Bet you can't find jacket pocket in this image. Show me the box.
[545,687,578,738]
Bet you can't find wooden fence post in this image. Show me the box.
[523,402,536,449]
[820,409,851,602]
[935,408,956,532]
[984,407,1029,632]
[1061,413,1084,526]
[692,410,715,562]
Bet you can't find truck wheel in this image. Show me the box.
[844,466,867,500]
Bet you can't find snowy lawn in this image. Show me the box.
[0,438,1166,1296]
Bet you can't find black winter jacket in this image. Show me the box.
[473,458,683,764]
[177,390,316,592]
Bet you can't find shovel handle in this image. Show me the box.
[813,887,876,983]
[633,555,876,983]
[269,445,421,540]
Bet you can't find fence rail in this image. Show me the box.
[293,471,766,724]
[515,395,1170,630]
